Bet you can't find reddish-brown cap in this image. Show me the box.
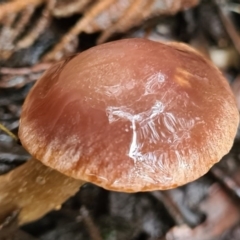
[19,38,239,192]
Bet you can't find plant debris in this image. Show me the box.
[1,0,240,239]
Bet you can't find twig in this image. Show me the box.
[97,0,155,44]
[0,63,51,75]
[211,167,240,198]
[0,5,36,61]
[0,63,51,88]
[12,5,36,41]
[79,206,102,240]
[43,0,116,61]
[0,0,43,21]
[215,1,240,55]
[53,0,91,17]
[0,123,19,142]
[17,0,56,50]
[151,191,186,225]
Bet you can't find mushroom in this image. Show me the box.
[0,38,238,226]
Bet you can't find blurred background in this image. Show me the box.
[0,0,240,239]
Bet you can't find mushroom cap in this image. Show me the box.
[19,39,239,192]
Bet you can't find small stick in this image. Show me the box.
[0,123,19,142]
[79,206,102,240]
[12,5,36,41]
[43,0,115,61]
[0,0,43,21]
[215,1,240,55]
[151,191,186,225]
[17,0,56,50]
[0,63,52,75]
[53,0,91,17]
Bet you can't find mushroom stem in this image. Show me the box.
[0,158,84,226]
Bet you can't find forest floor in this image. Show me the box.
[1,0,240,239]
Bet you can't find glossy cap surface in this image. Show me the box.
[19,39,239,192]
